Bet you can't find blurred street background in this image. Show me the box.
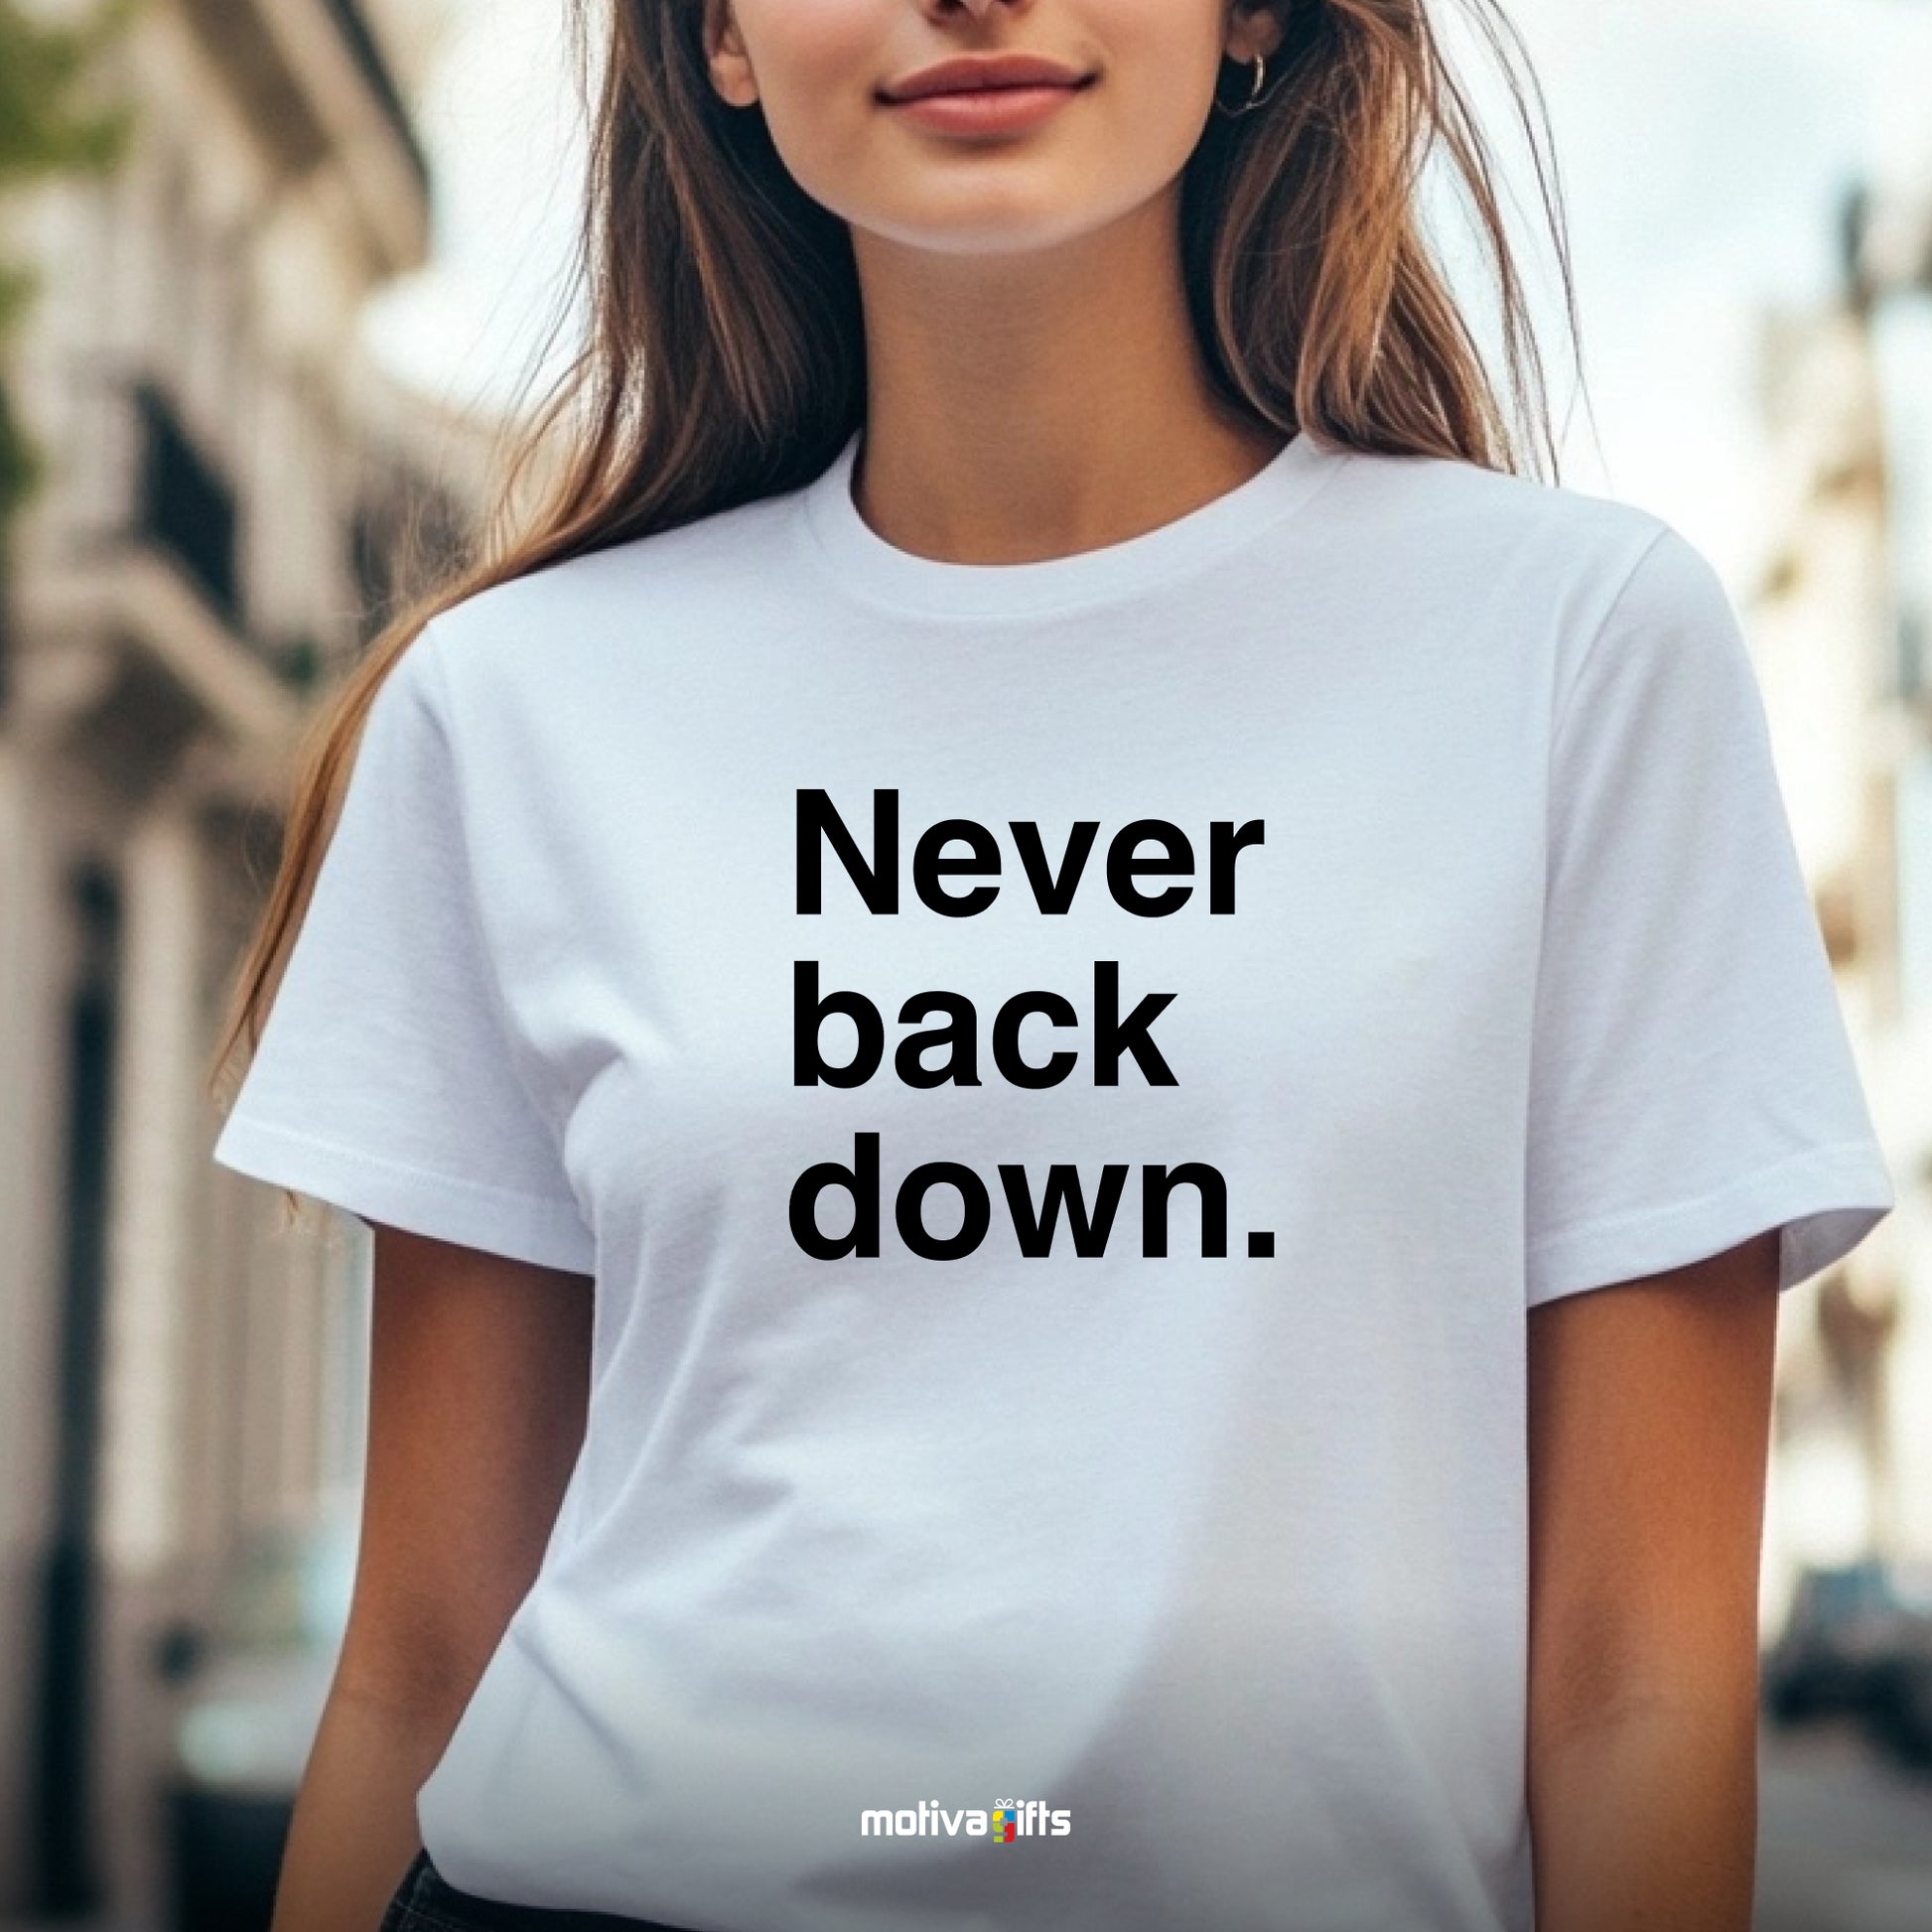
[1,0,1930,1927]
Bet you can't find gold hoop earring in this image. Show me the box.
[1212,51,1271,118]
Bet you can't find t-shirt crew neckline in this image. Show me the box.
[794,423,1338,620]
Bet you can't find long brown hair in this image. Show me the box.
[209,0,1581,1100]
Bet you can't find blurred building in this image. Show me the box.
[0,0,491,1917]
[1751,179,1932,1621]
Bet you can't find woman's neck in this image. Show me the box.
[846,191,1288,566]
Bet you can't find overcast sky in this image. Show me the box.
[362,0,1932,582]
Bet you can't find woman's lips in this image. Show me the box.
[881,77,1093,136]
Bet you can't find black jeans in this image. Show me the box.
[378,1847,705,1932]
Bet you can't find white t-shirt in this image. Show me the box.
[213,425,1895,1932]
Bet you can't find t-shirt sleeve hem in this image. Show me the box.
[212,1111,597,1276]
[1525,1139,1894,1308]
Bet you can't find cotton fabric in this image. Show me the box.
[215,425,1894,1932]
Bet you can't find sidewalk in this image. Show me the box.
[1757,1718,1932,1932]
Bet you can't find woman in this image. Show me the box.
[209,2,1895,1929]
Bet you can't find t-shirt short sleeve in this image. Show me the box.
[212,625,596,1275]
[1524,522,1894,1307]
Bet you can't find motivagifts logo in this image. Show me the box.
[860,1800,1072,1841]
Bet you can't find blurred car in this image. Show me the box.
[1763,1559,1932,1772]
[163,1512,355,1932]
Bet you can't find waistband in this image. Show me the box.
[406,1848,705,1932]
